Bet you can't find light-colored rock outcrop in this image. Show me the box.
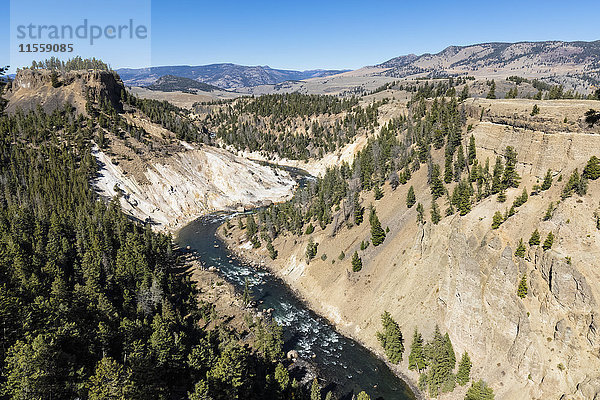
[92,143,295,232]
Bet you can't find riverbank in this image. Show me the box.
[216,224,425,400]
[179,251,321,385]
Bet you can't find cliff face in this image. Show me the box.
[5,68,125,114]
[92,142,296,232]
[225,101,600,399]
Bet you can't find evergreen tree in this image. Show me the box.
[541,169,553,190]
[465,380,495,400]
[430,164,445,199]
[530,104,540,116]
[354,193,364,225]
[431,200,441,225]
[267,241,278,260]
[416,203,425,224]
[456,352,472,386]
[502,146,520,188]
[373,184,384,200]
[451,180,473,216]
[583,156,600,180]
[491,156,504,194]
[311,378,321,400]
[542,231,554,251]
[512,188,528,208]
[274,362,290,391]
[356,392,371,400]
[459,85,469,101]
[517,275,528,298]
[486,80,496,99]
[454,145,466,181]
[188,380,211,400]
[514,239,526,258]
[369,206,386,246]
[351,251,362,272]
[305,238,318,263]
[87,357,134,400]
[562,169,587,198]
[408,328,427,373]
[529,229,541,246]
[543,202,554,221]
[406,186,416,208]
[444,153,454,184]
[376,311,404,364]
[491,211,504,229]
[423,326,456,396]
[468,135,477,165]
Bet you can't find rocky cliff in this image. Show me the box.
[5,68,125,114]
[222,99,600,399]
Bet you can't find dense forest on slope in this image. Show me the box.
[0,74,343,400]
[194,93,383,160]
[227,92,467,247]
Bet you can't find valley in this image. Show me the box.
[2,41,600,400]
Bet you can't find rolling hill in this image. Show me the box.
[117,63,350,89]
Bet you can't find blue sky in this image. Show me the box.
[2,0,600,73]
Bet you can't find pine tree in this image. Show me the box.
[465,380,495,400]
[430,200,441,225]
[311,378,321,400]
[267,241,278,260]
[583,156,600,180]
[514,239,526,258]
[543,202,554,221]
[242,278,253,307]
[430,164,445,199]
[542,231,554,251]
[409,328,427,373]
[353,193,364,225]
[491,211,504,229]
[541,169,553,190]
[454,145,466,181]
[486,80,496,99]
[87,357,134,400]
[530,104,540,116]
[305,238,318,263]
[369,206,386,246]
[451,180,473,216]
[351,251,362,272]
[491,156,504,194]
[512,188,528,208]
[373,184,384,200]
[444,153,454,184]
[517,275,528,298]
[376,311,404,364]
[406,186,416,208]
[416,203,425,224]
[356,392,371,400]
[529,229,541,246]
[456,352,472,386]
[468,135,477,165]
[459,85,469,101]
[502,146,520,188]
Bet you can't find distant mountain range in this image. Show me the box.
[117,41,600,93]
[117,64,350,90]
[376,40,600,88]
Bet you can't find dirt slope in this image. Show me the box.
[222,99,600,399]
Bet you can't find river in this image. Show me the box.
[176,211,416,400]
